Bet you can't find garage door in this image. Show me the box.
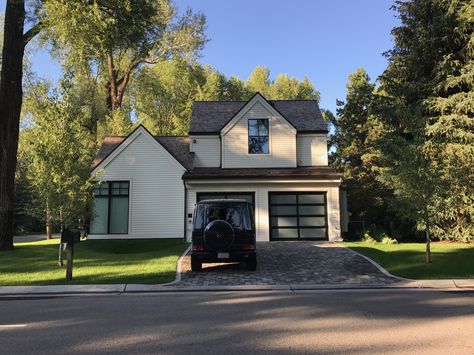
[197,192,255,206]
[269,192,328,240]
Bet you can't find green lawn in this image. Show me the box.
[344,242,474,279]
[0,239,188,285]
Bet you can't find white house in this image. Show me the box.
[89,93,346,242]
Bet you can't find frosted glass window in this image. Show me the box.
[299,228,327,239]
[271,217,298,227]
[109,196,129,234]
[271,206,297,215]
[90,181,129,234]
[299,205,325,215]
[270,194,297,204]
[299,217,326,227]
[299,194,324,204]
[272,228,299,239]
[90,198,109,234]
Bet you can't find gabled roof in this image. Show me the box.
[91,133,194,172]
[189,94,327,135]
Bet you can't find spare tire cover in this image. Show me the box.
[204,220,235,251]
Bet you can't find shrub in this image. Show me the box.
[362,233,378,244]
[381,234,398,244]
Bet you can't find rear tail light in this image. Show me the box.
[243,243,255,251]
[192,244,204,251]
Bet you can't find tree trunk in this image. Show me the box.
[0,0,26,251]
[424,208,431,263]
[45,202,52,240]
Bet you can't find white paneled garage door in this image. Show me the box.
[269,192,328,240]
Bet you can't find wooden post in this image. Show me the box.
[66,243,74,281]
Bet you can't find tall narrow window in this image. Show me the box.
[248,119,269,154]
[90,181,129,234]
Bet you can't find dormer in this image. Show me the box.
[188,93,328,168]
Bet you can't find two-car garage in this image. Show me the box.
[196,191,328,241]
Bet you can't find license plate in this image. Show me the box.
[217,252,230,259]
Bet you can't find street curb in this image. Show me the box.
[339,244,410,281]
[0,284,126,296]
[1,280,472,297]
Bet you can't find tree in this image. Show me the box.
[19,81,94,236]
[372,0,474,261]
[424,0,474,241]
[133,59,203,135]
[329,69,391,228]
[42,0,207,115]
[0,0,41,250]
[246,66,271,96]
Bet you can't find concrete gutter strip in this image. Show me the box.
[1,281,472,296]
[0,284,126,296]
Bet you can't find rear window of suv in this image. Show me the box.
[206,205,241,227]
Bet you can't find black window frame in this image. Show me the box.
[91,181,130,235]
[268,192,328,241]
[248,119,269,154]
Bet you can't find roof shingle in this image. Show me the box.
[189,99,327,134]
[91,135,193,171]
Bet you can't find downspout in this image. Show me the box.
[183,179,187,243]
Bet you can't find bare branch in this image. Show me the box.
[23,22,42,46]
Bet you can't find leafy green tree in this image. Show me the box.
[133,60,203,135]
[246,66,271,96]
[42,0,207,114]
[19,81,94,236]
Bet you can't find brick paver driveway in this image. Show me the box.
[177,242,397,286]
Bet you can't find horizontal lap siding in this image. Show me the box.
[222,102,297,168]
[96,133,185,239]
[297,134,328,166]
[189,135,220,167]
[186,182,341,242]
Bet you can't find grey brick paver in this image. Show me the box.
[175,242,396,286]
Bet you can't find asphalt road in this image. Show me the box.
[0,290,473,354]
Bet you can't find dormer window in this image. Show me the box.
[248,119,269,154]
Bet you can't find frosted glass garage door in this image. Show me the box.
[269,192,327,240]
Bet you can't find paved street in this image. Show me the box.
[1,289,473,354]
[179,241,396,286]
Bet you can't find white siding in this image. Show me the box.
[297,134,328,166]
[189,135,220,167]
[222,101,297,168]
[90,131,185,239]
[186,181,342,242]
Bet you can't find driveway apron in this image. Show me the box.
[177,241,396,286]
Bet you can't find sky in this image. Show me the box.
[1,0,400,115]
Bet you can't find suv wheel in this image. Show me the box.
[246,256,257,271]
[191,255,202,272]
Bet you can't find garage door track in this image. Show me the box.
[177,242,397,286]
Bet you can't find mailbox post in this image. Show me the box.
[60,229,81,281]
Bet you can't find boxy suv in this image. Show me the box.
[190,199,257,271]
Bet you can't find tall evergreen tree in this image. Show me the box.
[330,69,390,227]
[373,0,473,253]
